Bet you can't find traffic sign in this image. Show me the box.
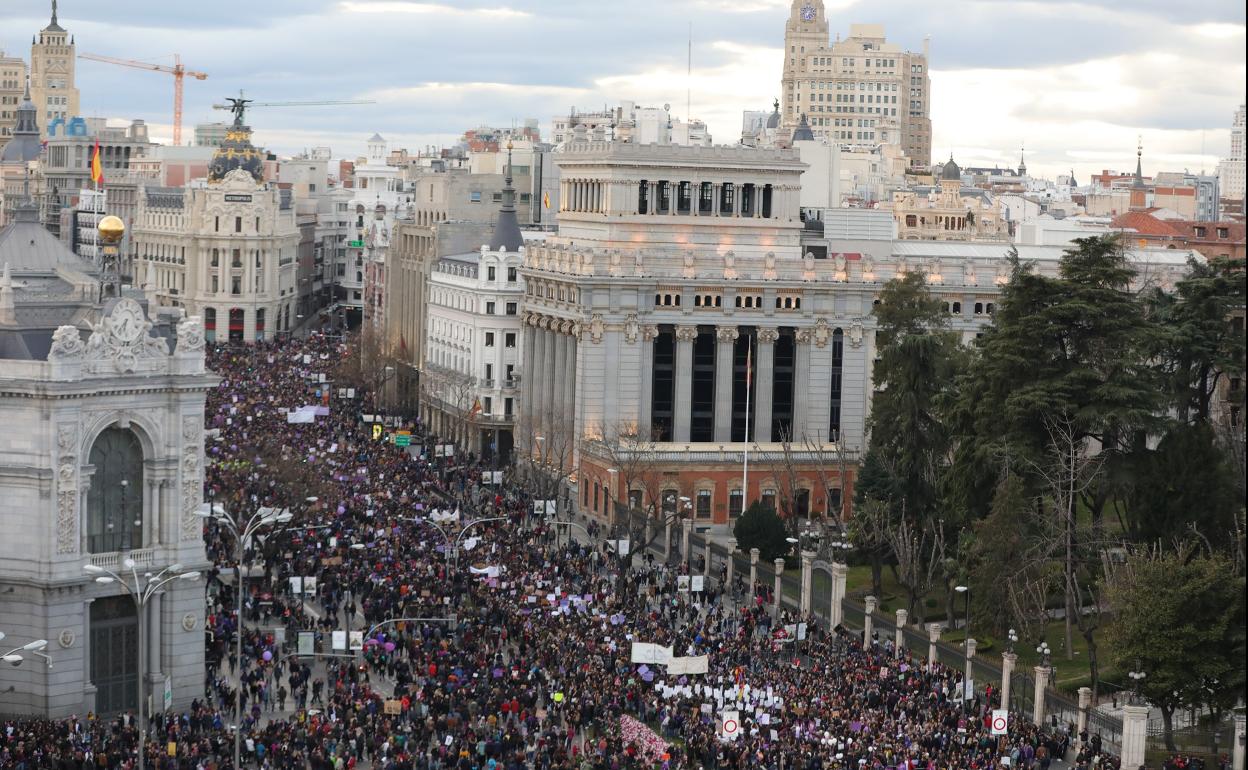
[720,710,740,740]
[991,709,1009,736]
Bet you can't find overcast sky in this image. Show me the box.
[3,0,1244,180]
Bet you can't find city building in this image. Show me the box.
[193,122,230,148]
[780,5,931,169]
[0,83,44,226]
[420,158,528,462]
[886,157,1010,241]
[518,139,1199,530]
[0,51,28,152]
[346,134,405,329]
[28,0,80,139]
[1218,104,1245,205]
[1111,210,1246,260]
[0,196,214,717]
[551,102,712,147]
[40,117,155,239]
[132,116,300,343]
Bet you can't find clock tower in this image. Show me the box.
[781,1,829,131]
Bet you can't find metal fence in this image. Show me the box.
[626,516,1128,754]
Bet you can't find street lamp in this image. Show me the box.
[193,503,292,770]
[1128,663,1147,704]
[955,585,972,707]
[1006,628,1019,654]
[1,638,49,666]
[82,561,199,770]
[1036,641,1052,668]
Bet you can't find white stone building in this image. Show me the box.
[518,140,1199,530]
[1217,104,1245,204]
[421,162,528,462]
[886,157,1010,241]
[132,120,300,343]
[0,199,214,717]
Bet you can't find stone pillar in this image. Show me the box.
[664,519,672,559]
[643,518,652,551]
[829,561,848,629]
[792,331,811,434]
[894,609,907,658]
[799,550,815,615]
[772,557,785,619]
[748,548,760,596]
[1232,712,1245,770]
[1033,665,1052,727]
[1120,703,1149,769]
[680,519,692,569]
[521,319,538,444]
[638,326,657,440]
[714,326,738,442]
[673,325,698,442]
[542,324,557,441]
[1000,652,1017,710]
[863,596,877,647]
[552,327,568,436]
[753,329,778,442]
[725,537,737,587]
[966,638,977,659]
[703,539,712,579]
[927,623,942,672]
[1076,687,1092,753]
[566,331,578,435]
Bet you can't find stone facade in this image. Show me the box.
[518,141,1201,531]
[0,298,216,717]
[132,168,300,343]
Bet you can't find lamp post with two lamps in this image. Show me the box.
[193,504,292,770]
[1128,663,1147,704]
[83,560,200,770]
[0,633,49,667]
[954,585,972,707]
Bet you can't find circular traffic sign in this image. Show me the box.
[992,714,1008,732]
[723,719,739,735]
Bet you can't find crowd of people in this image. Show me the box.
[1,335,1136,770]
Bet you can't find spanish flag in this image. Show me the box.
[471,398,483,416]
[90,139,103,186]
[542,191,551,210]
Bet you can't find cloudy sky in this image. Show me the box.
[3,0,1244,180]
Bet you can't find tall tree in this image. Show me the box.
[1104,546,1247,751]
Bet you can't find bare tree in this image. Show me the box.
[765,426,806,535]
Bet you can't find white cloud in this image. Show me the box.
[337,1,531,18]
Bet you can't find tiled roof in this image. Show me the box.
[1111,211,1181,237]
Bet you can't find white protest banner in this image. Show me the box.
[289,577,303,595]
[991,709,1009,736]
[630,642,674,665]
[614,539,630,557]
[720,710,741,740]
[297,632,314,656]
[691,576,705,593]
[332,630,347,651]
[348,631,364,651]
[667,655,710,675]
[677,576,691,593]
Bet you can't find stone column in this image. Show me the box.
[799,550,815,615]
[566,328,578,433]
[638,326,658,440]
[673,325,698,442]
[863,596,877,647]
[542,323,557,442]
[552,326,568,436]
[996,652,1015,712]
[664,519,672,560]
[1076,687,1092,752]
[829,561,848,629]
[894,609,907,658]
[714,326,738,442]
[792,330,811,435]
[748,547,760,596]
[643,518,652,552]
[725,537,737,587]
[1232,712,1245,770]
[1120,704,1149,769]
[703,539,712,579]
[966,638,977,659]
[927,623,942,672]
[521,318,537,444]
[680,519,692,569]
[772,557,785,619]
[753,328,778,443]
[1033,665,1052,727]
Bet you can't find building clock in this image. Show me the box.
[801,4,817,21]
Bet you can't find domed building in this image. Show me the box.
[0,194,214,717]
[886,155,1010,242]
[132,107,299,343]
[0,82,45,226]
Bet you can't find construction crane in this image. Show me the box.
[213,92,376,127]
[78,53,208,146]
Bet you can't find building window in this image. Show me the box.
[628,489,644,511]
[508,267,518,282]
[484,397,492,415]
[761,488,777,511]
[485,332,495,347]
[470,191,481,202]
[728,489,743,519]
[86,428,144,554]
[696,489,712,519]
[235,216,242,233]
[828,487,843,519]
[487,266,496,281]
[505,302,517,315]
[211,248,219,267]
[505,332,516,348]
[486,301,496,314]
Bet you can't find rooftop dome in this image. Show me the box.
[208,124,265,183]
[941,156,962,181]
[791,113,815,142]
[766,98,781,129]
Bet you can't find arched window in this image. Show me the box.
[87,428,144,554]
